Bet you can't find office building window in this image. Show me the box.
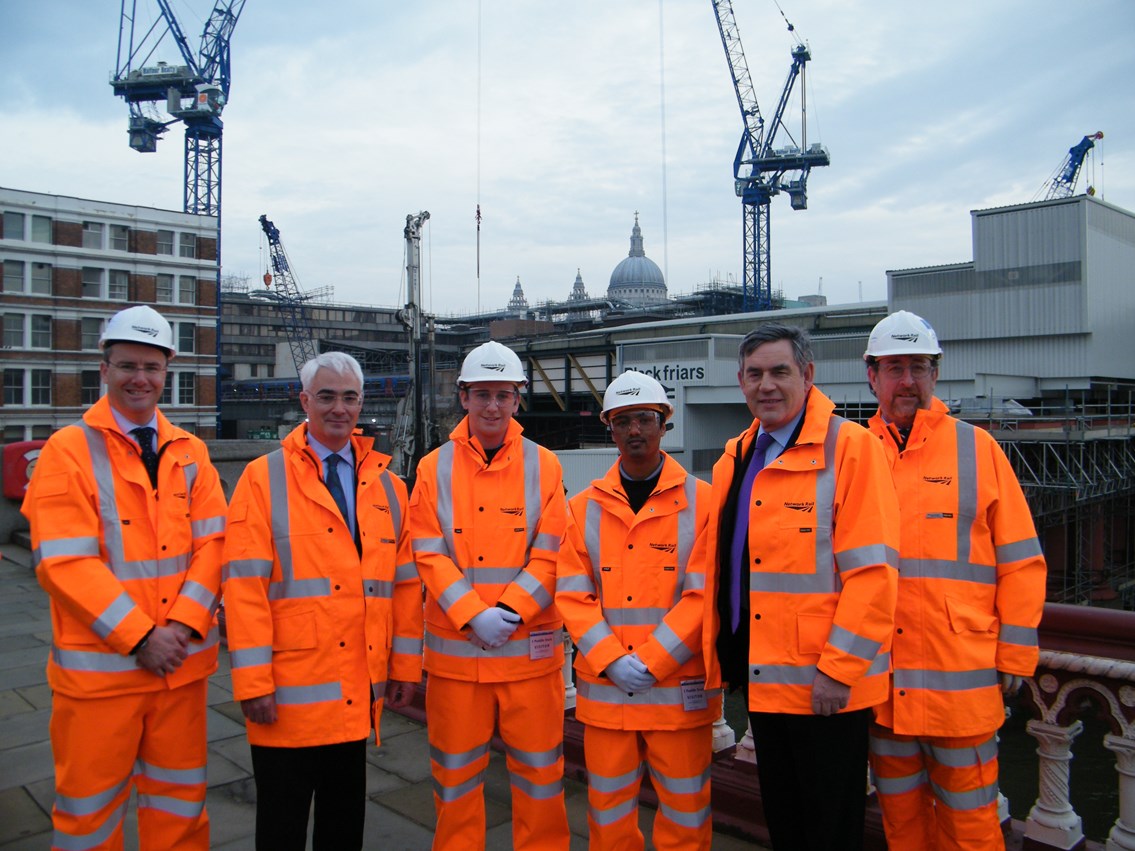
[31,369,51,405]
[156,229,174,255]
[81,317,102,349]
[178,374,195,406]
[156,273,174,303]
[3,212,24,240]
[81,370,102,405]
[30,315,51,349]
[108,270,129,300]
[3,260,24,293]
[31,425,53,440]
[3,369,24,405]
[159,380,172,406]
[110,225,130,251]
[82,221,104,249]
[179,276,196,304]
[81,267,103,298]
[178,322,196,353]
[3,314,24,347]
[31,215,52,243]
[179,233,196,258]
[2,425,23,442]
[31,262,51,295]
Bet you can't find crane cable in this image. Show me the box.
[658,0,669,287]
[476,0,482,314]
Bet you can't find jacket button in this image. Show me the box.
[161,545,167,551]
[626,596,632,602]
[627,644,633,650]
[753,557,761,565]
[327,527,333,533]
[478,556,484,562]
[347,699,353,705]
[755,500,762,506]
[479,506,484,511]
[162,598,168,604]
[754,613,761,620]
[335,584,341,591]
[339,641,345,647]
[896,628,904,635]
[753,668,760,677]
[627,544,634,549]
[899,690,906,696]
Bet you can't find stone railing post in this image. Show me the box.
[1104,733,1135,851]
[734,717,756,764]
[712,702,735,752]
[563,633,576,710]
[1025,718,1085,850]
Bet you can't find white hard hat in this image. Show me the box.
[99,305,176,356]
[457,340,527,386]
[600,371,673,424]
[864,310,942,360]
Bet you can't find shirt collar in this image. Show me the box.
[307,434,353,466]
[759,403,806,449]
[109,406,158,440]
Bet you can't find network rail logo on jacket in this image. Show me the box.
[784,501,815,513]
[923,475,953,486]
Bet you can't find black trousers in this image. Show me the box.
[749,709,871,851]
[250,738,367,851]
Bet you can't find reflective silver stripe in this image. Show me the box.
[364,580,394,598]
[894,668,998,691]
[750,571,838,594]
[413,537,449,555]
[577,679,685,707]
[652,622,694,667]
[425,629,562,659]
[577,620,618,656]
[506,743,562,768]
[606,607,669,627]
[52,797,128,850]
[590,796,638,826]
[999,624,1038,646]
[533,532,561,553]
[869,735,921,758]
[511,774,563,800]
[275,682,342,705]
[955,421,978,564]
[378,469,402,536]
[931,779,999,811]
[521,438,542,553]
[54,776,131,816]
[80,423,127,577]
[178,579,216,611]
[191,514,225,539]
[837,543,896,574]
[266,450,331,601]
[114,552,190,582]
[230,645,273,669]
[647,763,710,795]
[827,623,883,662]
[997,537,1042,564]
[897,558,996,584]
[373,677,387,695]
[555,574,595,594]
[928,735,999,768]
[137,792,204,819]
[52,628,218,673]
[875,770,928,796]
[392,636,422,655]
[395,561,419,582]
[658,800,711,828]
[437,576,477,614]
[753,651,889,687]
[183,461,197,495]
[91,592,137,640]
[37,536,101,560]
[673,475,698,607]
[589,764,643,794]
[465,566,524,585]
[683,573,705,591]
[585,498,604,596]
[436,442,457,556]
[812,416,843,579]
[135,760,207,786]
[433,771,484,802]
[512,569,553,610]
[224,558,273,581]
[431,741,491,770]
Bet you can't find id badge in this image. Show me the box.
[681,678,708,712]
[529,630,555,661]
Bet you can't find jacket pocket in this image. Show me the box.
[945,596,998,634]
[796,612,830,656]
[272,609,318,651]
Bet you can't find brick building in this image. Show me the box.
[1,187,220,440]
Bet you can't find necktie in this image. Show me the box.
[728,431,774,632]
[325,453,351,530]
[131,426,160,489]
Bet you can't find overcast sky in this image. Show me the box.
[3,1,1133,315]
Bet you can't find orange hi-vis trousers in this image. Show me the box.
[584,725,712,851]
[869,724,1004,851]
[426,672,569,851]
[50,680,209,850]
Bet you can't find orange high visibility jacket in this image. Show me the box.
[22,396,226,698]
[703,388,900,715]
[557,453,721,731]
[410,416,566,683]
[222,424,423,747]
[869,397,1046,737]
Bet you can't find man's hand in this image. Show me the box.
[135,625,189,676]
[811,670,851,716]
[468,608,521,648]
[385,680,417,709]
[1000,672,1025,696]
[241,693,277,725]
[605,654,655,694]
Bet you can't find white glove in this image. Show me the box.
[1000,672,1025,696]
[605,654,656,694]
[468,607,521,648]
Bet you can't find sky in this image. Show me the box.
[3,0,1133,315]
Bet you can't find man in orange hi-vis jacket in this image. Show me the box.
[222,351,422,850]
[704,322,900,851]
[557,370,719,850]
[22,305,227,850]
[411,340,571,850]
[863,311,1047,851]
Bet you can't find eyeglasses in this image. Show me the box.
[609,411,660,431]
[467,389,518,408]
[108,361,167,376]
[311,391,363,408]
[877,361,935,380]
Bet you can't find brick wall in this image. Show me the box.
[55,373,81,408]
[132,273,156,303]
[54,221,81,248]
[54,267,81,299]
[55,319,81,351]
[132,229,157,255]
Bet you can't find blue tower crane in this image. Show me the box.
[256,215,321,379]
[110,0,246,216]
[712,0,829,311]
[1043,132,1104,201]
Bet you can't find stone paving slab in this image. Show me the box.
[0,786,50,847]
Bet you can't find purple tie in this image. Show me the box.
[729,431,774,632]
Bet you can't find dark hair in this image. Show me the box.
[738,323,814,371]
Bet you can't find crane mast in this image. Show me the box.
[393,211,432,481]
[712,0,829,311]
[1044,132,1104,200]
[256,215,320,379]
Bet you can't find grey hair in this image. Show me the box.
[738,322,814,371]
[300,351,364,392]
